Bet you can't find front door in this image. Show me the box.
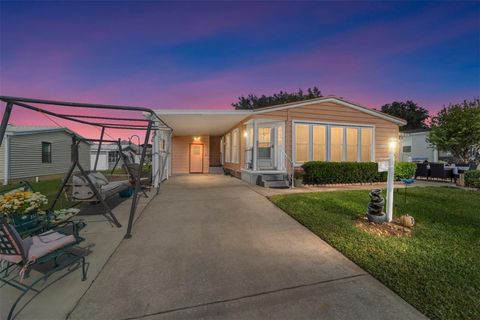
[257,127,275,170]
[189,144,204,173]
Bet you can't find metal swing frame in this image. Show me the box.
[0,96,172,238]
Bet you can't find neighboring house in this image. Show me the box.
[90,142,139,171]
[152,96,407,185]
[399,129,452,162]
[0,125,90,185]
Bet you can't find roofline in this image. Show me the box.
[252,96,407,126]
[7,126,92,144]
[153,109,252,116]
[153,96,407,126]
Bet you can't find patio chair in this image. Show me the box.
[430,163,451,181]
[0,221,86,320]
[415,163,429,180]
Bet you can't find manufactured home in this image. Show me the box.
[152,96,406,186]
[0,125,90,184]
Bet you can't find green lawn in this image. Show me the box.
[271,187,480,320]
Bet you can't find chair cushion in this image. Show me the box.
[101,181,129,194]
[24,231,76,261]
[89,172,109,186]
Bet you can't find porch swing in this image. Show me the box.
[0,96,172,238]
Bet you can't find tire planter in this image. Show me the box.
[367,211,386,224]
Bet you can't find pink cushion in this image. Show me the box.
[25,231,76,261]
[0,253,22,263]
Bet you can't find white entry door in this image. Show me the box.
[257,127,275,170]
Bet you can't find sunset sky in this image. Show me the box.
[0,1,479,139]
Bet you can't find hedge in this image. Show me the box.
[465,170,480,188]
[394,162,417,180]
[301,161,417,185]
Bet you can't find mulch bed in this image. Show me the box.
[355,216,413,237]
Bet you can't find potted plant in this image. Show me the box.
[366,189,386,223]
[294,168,304,186]
[0,191,48,231]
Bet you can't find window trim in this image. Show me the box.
[292,120,375,165]
[225,133,231,163]
[41,141,52,163]
[232,128,240,164]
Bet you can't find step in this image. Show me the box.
[264,180,290,188]
[261,174,286,181]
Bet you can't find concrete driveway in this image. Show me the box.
[68,175,425,320]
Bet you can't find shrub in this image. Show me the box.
[395,162,416,180]
[301,161,417,185]
[465,170,480,188]
[302,162,382,184]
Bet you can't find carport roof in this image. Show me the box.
[153,110,251,136]
[153,96,407,136]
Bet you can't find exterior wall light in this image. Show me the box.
[193,136,201,142]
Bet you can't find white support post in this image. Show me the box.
[252,121,257,171]
[152,124,160,188]
[386,139,397,222]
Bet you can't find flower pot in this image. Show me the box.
[13,212,40,232]
[294,178,303,187]
[366,211,386,224]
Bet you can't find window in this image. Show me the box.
[402,145,412,153]
[225,133,231,163]
[293,122,374,163]
[361,128,373,161]
[346,128,359,161]
[41,142,52,163]
[108,151,119,164]
[330,127,344,161]
[312,125,326,161]
[232,129,239,163]
[295,124,309,162]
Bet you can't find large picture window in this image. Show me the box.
[41,142,52,163]
[293,122,373,163]
[225,133,231,163]
[232,129,239,164]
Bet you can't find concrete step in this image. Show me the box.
[263,180,290,188]
[262,174,286,181]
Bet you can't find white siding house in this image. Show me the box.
[400,129,452,162]
[0,125,90,185]
[90,143,139,171]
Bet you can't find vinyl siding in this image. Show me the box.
[209,136,222,166]
[5,131,90,180]
[0,141,5,181]
[171,136,209,174]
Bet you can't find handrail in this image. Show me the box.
[280,149,295,188]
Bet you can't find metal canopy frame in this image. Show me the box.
[0,96,172,238]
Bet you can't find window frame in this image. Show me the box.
[224,133,231,163]
[41,142,52,163]
[232,128,239,164]
[292,120,375,165]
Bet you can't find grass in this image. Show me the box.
[271,187,480,320]
[0,178,75,210]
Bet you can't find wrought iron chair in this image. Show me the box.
[415,163,429,180]
[0,221,86,320]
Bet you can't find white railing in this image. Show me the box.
[280,149,295,188]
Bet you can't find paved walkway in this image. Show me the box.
[69,175,426,320]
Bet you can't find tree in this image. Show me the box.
[428,98,480,163]
[379,101,430,131]
[232,87,322,110]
